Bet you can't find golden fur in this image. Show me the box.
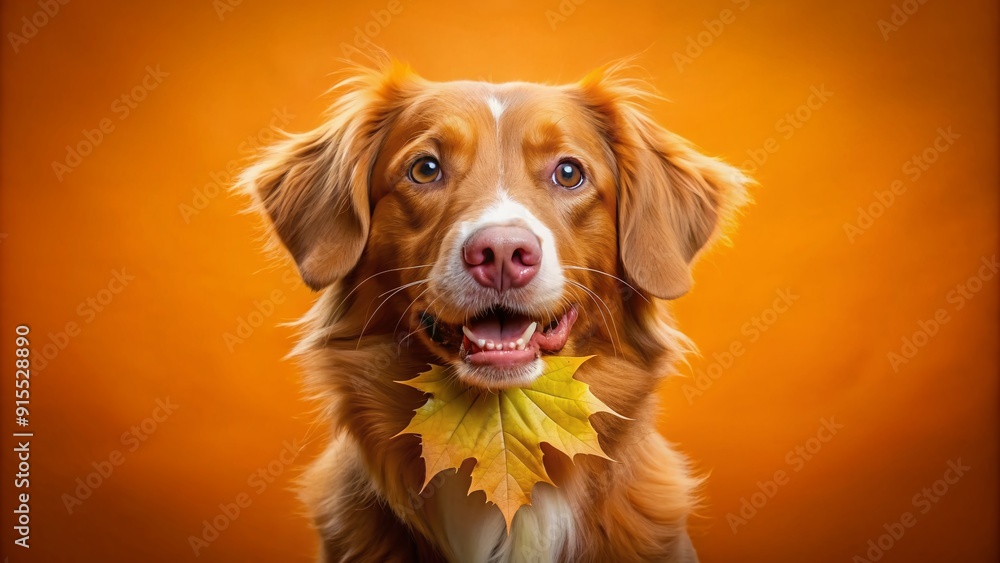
[238,59,749,562]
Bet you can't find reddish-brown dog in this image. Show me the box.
[239,60,749,562]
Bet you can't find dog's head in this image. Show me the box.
[240,62,749,390]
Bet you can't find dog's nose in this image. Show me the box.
[463,226,542,291]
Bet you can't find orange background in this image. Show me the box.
[1,0,997,561]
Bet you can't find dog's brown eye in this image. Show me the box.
[552,160,584,189]
[409,156,442,184]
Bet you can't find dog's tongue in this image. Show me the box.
[465,315,532,345]
[532,307,577,351]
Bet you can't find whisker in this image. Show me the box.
[331,264,434,319]
[397,295,441,352]
[394,286,432,340]
[564,265,650,304]
[376,278,429,300]
[567,279,621,359]
[397,323,429,352]
[567,282,610,356]
[356,279,429,349]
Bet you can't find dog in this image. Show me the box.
[238,60,749,562]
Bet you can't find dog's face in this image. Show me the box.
[240,63,748,390]
[368,80,620,388]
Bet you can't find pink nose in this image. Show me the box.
[463,226,542,291]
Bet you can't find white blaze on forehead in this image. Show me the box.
[486,95,507,124]
[485,93,508,191]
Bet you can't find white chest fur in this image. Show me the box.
[424,474,576,563]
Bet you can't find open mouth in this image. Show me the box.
[420,305,578,369]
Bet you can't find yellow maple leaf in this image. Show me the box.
[396,356,621,529]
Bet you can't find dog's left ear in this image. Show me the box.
[578,71,751,300]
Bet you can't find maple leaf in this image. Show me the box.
[397,355,620,529]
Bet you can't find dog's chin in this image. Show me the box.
[453,360,545,390]
[414,305,579,390]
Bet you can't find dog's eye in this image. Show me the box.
[552,160,584,189]
[409,156,442,184]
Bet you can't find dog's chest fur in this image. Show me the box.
[422,473,576,563]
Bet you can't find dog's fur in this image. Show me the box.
[238,60,749,563]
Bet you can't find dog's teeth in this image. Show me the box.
[520,322,537,343]
[516,338,525,347]
[496,342,504,351]
[462,326,476,342]
[477,339,486,348]
[508,342,516,350]
[486,342,495,350]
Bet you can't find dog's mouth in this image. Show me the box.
[418,305,578,376]
[460,305,578,366]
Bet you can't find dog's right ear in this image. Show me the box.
[236,66,409,290]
